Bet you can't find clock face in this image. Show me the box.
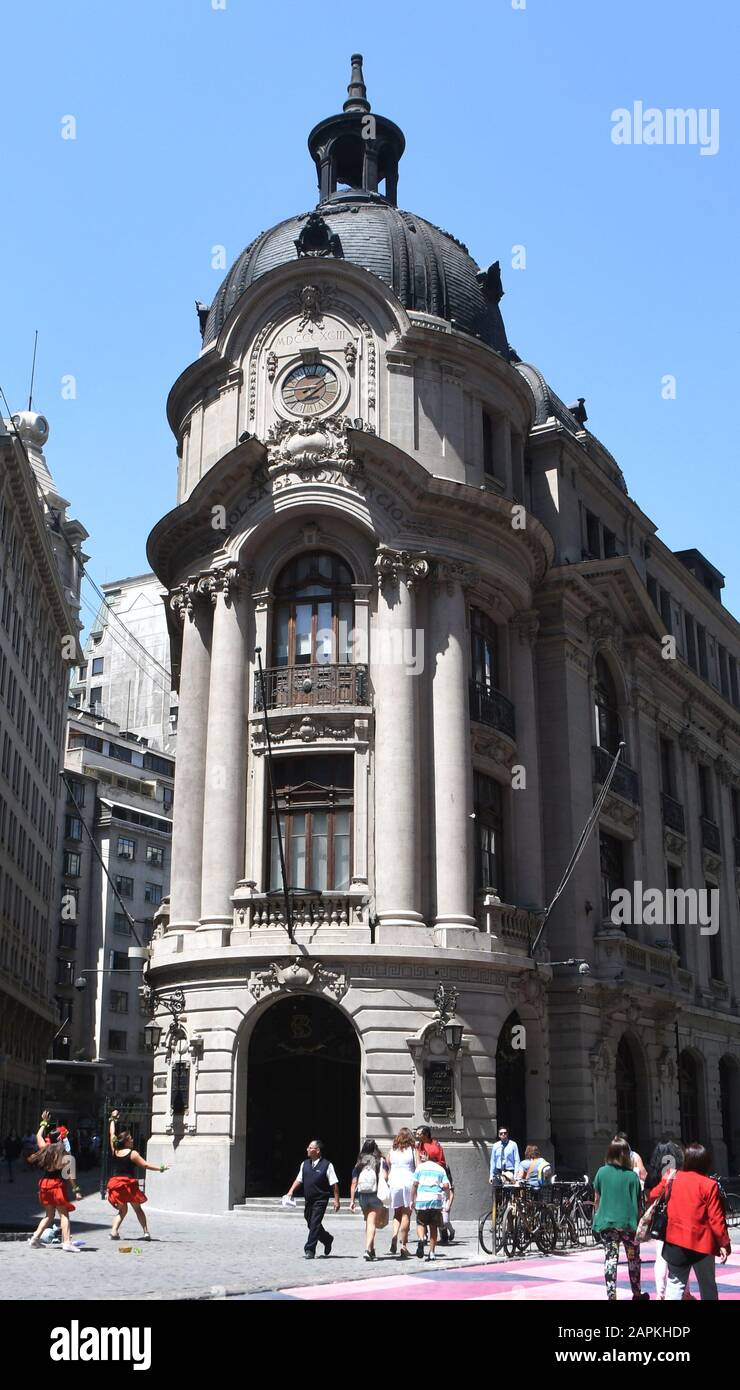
[280,362,340,417]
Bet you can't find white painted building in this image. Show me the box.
[71,573,177,753]
[141,58,740,1215]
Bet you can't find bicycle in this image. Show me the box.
[552,1181,595,1249]
[501,1183,557,1257]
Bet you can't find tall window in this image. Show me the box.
[600,831,626,923]
[594,655,622,756]
[660,738,675,797]
[474,772,504,896]
[269,754,352,892]
[470,608,498,690]
[272,553,354,667]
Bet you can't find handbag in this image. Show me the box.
[377,1171,391,1205]
[635,1174,672,1243]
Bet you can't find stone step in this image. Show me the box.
[233,1198,357,1218]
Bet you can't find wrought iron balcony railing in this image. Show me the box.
[700,816,721,854]
[254,663,369,711]
[468,680,516,740]
[661,792,685,834]
[593,744,640,805]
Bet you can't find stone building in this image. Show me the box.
[0,411,85,1132]
[70,573,177,753]
[142,58,740,1214]
[48,707,174,1123]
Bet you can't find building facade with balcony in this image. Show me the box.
[141,58,740,1214]
[0,411,85,1132]
[51,708,174,1125]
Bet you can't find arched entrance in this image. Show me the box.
[616,1036,639,1147]
[245,994,361,1197]
[678,1051,701,1144]
[719,1056,740,1172]
[496,1011,526,1149]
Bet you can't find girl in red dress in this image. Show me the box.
[106,1128,168,1241]
[27,1115,79,1252]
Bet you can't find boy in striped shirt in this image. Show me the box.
[411,1157,451,1261]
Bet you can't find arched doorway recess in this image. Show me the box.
[245,994,361,1196]
[496,1011,527,1149]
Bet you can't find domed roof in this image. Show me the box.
[201,57,509,357]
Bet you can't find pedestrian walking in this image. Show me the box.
[647,1142,730,1301]
[415,1125,447,1166]
[284,1138,340,1259]
[644,1140,685,1299]
[489,1125,521,1187]
[350,1139,390,1261]
[3,1128,22,1181]
[27,1120,79,1253]
[438,1162,456,1245]
[385,1126,417,1257]
[107,1130,168,1240]
[614,1131,647,1184]
[593,1137,648,1300]
[411,1150,451,1262]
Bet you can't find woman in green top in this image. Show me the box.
[593,1137,649,1300]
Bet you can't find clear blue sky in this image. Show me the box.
[3,0,738,612]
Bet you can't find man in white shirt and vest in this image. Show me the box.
[285,1138,341,1258]
[489,1126,521,1186]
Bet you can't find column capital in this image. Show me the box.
[199,563,253,606]
[429,558,479,595]
[375,546,430,591]
[169,579,206,623]
[511,608,540,646]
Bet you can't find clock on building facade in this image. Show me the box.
[280,361,340,417]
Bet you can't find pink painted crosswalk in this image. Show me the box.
[276,1245,740,1301]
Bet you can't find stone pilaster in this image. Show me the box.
[168,580,213,931]
[429,562,478,941]
[199,565,249,938]
[373,547,428,940]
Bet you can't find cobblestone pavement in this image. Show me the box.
[0,1170,485,1301]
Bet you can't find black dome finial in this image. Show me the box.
[344,54,370,113]
[308,54,405,206]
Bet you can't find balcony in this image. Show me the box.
[661,793,685,834]
[232,886,370,943]
[700,816,721,854]
[469,680,516,740]
[254,664,369,711]
[475,894,539,953]
[593,745,640,805]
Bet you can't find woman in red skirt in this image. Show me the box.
[107,1129,168,1240]
[27,1121,79,1252]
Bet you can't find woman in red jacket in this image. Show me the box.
[648,1141,730,1300]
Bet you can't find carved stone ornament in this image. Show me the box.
[587,609,623,653]
[664,830,686,859]
[505,970,545,1019]
[375,546,430,591]
[252,714,356,752]
[600,792,639,833]
[199,563,244,606]
[246,958,348,1002]
[294,213,342,260]
[702,849,722,876]
[265,415,367,471]
[430,558,479,593]
[344,339,357,373]
[296,283,325,331]
[266,350,278,382]
[679,728,700,761]
[471,731,516,766]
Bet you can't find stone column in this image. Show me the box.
[509,609,545,911]
[429,563,477,939]
[373,547,427,940]
[199,565,249,936]
[168,581,212,931]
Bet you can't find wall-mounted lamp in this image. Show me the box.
[432,984,463,1054]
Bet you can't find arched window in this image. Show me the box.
[272,553,354,668]
[594,654,622,755]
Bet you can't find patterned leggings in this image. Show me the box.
[601,1228,642,1299]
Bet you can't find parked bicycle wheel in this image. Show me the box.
[478,1211,495,1254]
[535,1206,557,1253]
[502,1207,520,1258]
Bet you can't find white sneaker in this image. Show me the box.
[27,1236,42,1248]
[62,1241,80,1252]
[425,1251,437,1262]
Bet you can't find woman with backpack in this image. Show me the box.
[349,1139,389,1261]
[516,1145,553,1189]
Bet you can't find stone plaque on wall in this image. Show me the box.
[424,1061,454,1118]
